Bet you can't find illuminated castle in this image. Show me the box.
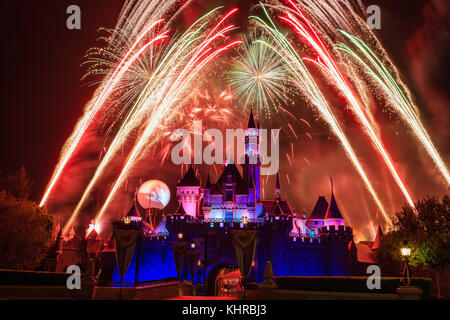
[50,111,361,295]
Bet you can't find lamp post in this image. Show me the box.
[401,246,411,286]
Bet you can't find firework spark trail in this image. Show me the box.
[63,8,235,235]
[251,4,391,226]
[281,0,415,209]
[39,20,168,207]
[338,31,450,185]
[229,34,291,115]
[277,0,376,119]
[158,88,234,164]
[95,40,242,225]
[92,11,241,226]
[61,33,172,234]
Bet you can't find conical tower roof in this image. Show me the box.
[247,108,256,129]
[325,192,344,219]
[275,173,281,190]
[127,204,141,218]
[371,224,383,250]
[309,196,328,219]
[175,203,187,215]
[177,165,200,186]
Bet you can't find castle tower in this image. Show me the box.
[176,166,201,217]
[244,109,261,201]
[324,178,345,228]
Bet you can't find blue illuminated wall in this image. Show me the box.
[110,228,350,286]
[112,239,177,284]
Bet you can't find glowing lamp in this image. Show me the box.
[242,216,248,225]
[401,247,411,257]
[178,233,184,240]
[123,216,131,224]
[197,260,201,266]
[190,242,196,249]
[251,261,255,267]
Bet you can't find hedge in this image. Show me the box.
[0,269,72,286]
[274,276,432,297]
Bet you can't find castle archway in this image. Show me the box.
[206,262,241,296]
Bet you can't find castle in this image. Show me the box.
[48,111,375,295]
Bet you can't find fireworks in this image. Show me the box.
[157,88,234,165]
[337,31,450,185]
[39,0,195,207]
[251,4,391,226]
[62,6,241,235]
[91,8,241,228]
[279,0,415,209]
[40,0,448,235]
[228,34,291,116]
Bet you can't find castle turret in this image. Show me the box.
[244,109,261,201]
[176,166,201,217]
[324,178,345,228]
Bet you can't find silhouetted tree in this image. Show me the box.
[377,193,450,298]
[0,168,53,270]
[0,166,32,199]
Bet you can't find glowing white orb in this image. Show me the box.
[137,180,170,209]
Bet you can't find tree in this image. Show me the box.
[0,168,53,270]
[0,166,32,199]
[377,194,450,298]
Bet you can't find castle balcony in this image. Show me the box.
[166,215,264,231]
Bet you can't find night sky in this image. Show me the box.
[1,1,448,240]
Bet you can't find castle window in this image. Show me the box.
[225,211,233,223]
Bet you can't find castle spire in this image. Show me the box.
[205,173,211,189]
[325,178,344,220]
[372,224,383,250]
[330,176,334,194]
[247,108,256,129]
[275,172,281,200]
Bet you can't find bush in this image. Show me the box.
[274,276,432,297]
[0,269,71,286]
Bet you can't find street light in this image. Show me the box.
[191,242,196,249]
[401,247,411,257]
[178,233,184,240]
[401,246,411,286]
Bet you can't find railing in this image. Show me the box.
[142,231,169,239]
[199,218,262,224]
[104,277,179,288]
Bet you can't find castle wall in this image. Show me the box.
[111,238,177,284]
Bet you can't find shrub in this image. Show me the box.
[274,276,432,297]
